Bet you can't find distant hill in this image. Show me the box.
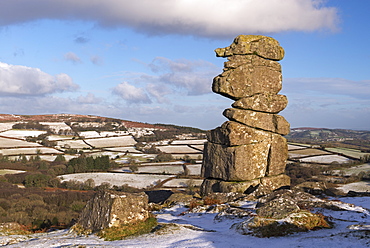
[0,113,206,135]
[286,127,370,151]
[0,114,167,130]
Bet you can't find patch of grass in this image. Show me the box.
[98,217,158,241]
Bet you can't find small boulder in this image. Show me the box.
[75,190,149,233]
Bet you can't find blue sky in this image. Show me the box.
[0,0,369,131]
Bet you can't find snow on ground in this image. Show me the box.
[114,164,201,176]
[0,122,16,132]
[157,145,202,154]
[0,147,63,156]
[105,146,141,153]
[288,144,308,150]
[47,135,74,141]
[57,139,91,149]
[337,181,370,193]
[171,139,207,145]
[161,178,203,188]
[0,130,47,139]
[0,169,25,175]
[79,131,129,138]
[84,136,136,148]
[340,163,370,176]
[0,137,41,148]
[58,173,173,188]
[299,154,352,163]
[2,197,370,247]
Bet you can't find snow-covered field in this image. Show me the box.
[115,164,202,176]
[2,196,370,247]
[58,173,173,188]
[157,145,202,154]
[0,137,41,148]
[0,122,16,132]
[171,139,207,145]
[0,147,63,156]
[337,181,370,193]
[104,146,141,153]
[0,130,47,139]
[0,169,25,175]
[298,154,352,163]
[288,148,331,158]
[84,136,136,148]
[161,178,203,188]
[57,139,91,149]
[288,144,308,150]
[325,148,370,159]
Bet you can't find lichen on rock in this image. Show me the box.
[201,35,290,196]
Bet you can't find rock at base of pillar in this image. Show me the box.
[200,179,221,196]
[201,141,270,181]
[219,179,260,194]
[260,174,290,191]
[201,174,290,196]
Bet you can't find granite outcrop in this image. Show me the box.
[201,35,290,195]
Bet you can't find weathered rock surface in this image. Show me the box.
[202,141,270,181]
[223,108,290,135]
[207,121,271,147]
[201,35,290,196]
[76,190,149,233]
[215,35,285,61]
[212,65,282,100]
[265,133,288,176]
[232,93,288,113]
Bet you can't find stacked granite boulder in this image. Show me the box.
[201,35,290,195]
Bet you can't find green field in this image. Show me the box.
[325,147,370,159]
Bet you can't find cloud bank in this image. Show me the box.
[0,62,79,96]
[0,0,339,38]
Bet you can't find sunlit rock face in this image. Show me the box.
[201,35,290,196]
[76,190,149,233]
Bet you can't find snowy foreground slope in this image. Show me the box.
[1,196,370,248]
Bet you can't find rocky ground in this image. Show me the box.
[1,186,370,248]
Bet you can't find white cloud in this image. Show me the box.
[146,83,172,103]
[0,62,79,96]
[283,78,370,100]
[77,93,103,104]
[112,81,151,104]
[90,55,104,66]
[0,0,339,38]
[64,52,82,64]
[280,77,370,130]
[145,57,219,95]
